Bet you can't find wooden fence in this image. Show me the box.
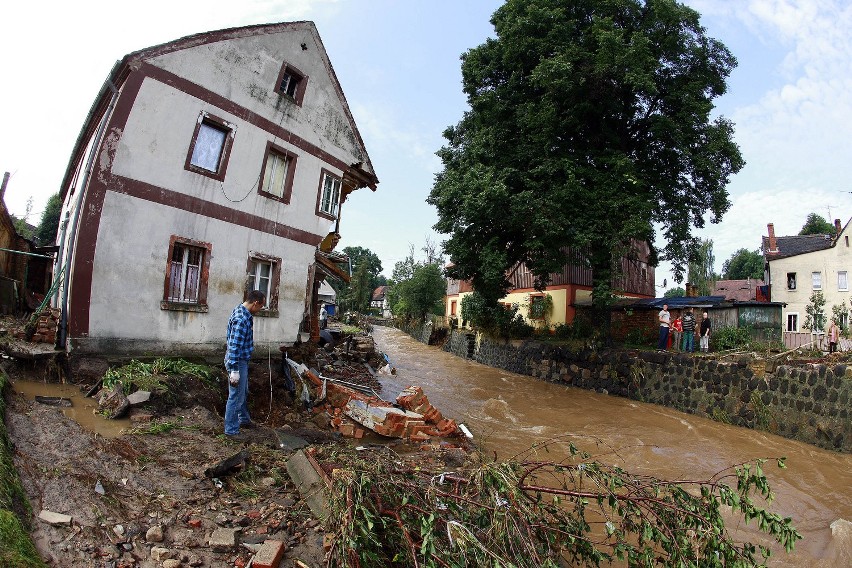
[783,332,850,352]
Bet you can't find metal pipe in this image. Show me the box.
[53,211,69,306]
[0,248,55,259]
[57,80,120,350]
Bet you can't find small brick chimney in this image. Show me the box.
[835,218,842,234]
[767,223,778,253]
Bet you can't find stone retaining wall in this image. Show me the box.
[400,323,850,453]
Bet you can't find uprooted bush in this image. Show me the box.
[324,439,801,568]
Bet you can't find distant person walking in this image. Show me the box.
[658,304,671,350]
[224,290,265,438]
[827,319,840,354]
[319,303,328,330]
[700,311,711,353]
[681,309,696,352]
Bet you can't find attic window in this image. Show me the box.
[275,62,307,105]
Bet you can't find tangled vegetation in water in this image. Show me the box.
[324,439,801,567]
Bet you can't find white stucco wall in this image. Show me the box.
[148,28,369,169]
[88,191,315,348]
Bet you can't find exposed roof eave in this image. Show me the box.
[315,250,351,283]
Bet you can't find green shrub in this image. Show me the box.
[711,326,752,351]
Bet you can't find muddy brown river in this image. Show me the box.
[373,326,852,567]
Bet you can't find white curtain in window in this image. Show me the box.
[190,123,227,172]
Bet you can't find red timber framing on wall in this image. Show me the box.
[64,60,371,338]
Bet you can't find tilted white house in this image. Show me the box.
[54,22,377,355]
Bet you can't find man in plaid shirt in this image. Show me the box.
[224,289,265,437]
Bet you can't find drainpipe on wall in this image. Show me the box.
[57,80,120,350]
[52,210,70,307]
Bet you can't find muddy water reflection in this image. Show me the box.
[11,380,130,438]
[374,327,852,567]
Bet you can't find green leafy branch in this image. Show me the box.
[324,443,800,567]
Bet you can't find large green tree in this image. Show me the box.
[428,0,743,312]
[798,213,834,236]
[35,193,62,245]
[686,238,717,296]
[387,244,447,322]
[722,248,764,280]
[335,246,384,313]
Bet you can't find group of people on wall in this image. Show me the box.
[656,304,711,353]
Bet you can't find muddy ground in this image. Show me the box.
[1,332,406,568]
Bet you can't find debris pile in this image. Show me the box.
[14,307,61,343]
[288,359,465,443]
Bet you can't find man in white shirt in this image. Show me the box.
[657,304,671,350]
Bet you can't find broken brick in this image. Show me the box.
[252,539,285,568]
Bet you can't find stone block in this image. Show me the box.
[38,510,72,526]
[150,546,172,561]
[209,527,240,550]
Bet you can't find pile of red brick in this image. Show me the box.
[17,308,61,343]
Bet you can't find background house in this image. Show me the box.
[713,278,767,302]
[445,243,655,328]
[763,219,849,349]
[54,22,377,356]
[371,285,391,318]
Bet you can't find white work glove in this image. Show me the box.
[228,370,240,386]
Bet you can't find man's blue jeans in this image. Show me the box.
[658,326,669,350]
[224,360,251,435]
[682,331,694,353]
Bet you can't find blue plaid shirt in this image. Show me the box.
[225,304,254,370]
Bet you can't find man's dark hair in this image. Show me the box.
[247,289,266,304]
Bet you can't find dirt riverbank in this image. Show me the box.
[2,331,414,568]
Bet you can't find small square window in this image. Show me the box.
[812,271,822,290]
[839,271,848,291]
[787,273,796,290]
[275,62,307,105]
[317,170,342,219]
[185,112,234,181]
[161,236,211,312]
[245,252,281,316]
[258,143,297,203]
[787,313,798,332]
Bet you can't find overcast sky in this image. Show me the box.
[2,0,851,291]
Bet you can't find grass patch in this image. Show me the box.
[0,372,47,567]
[127,418,199,436]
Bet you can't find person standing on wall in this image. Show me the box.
[224,290,266,438]
[700,311,711,353]
[657,304,671,350]
[670,314,683,351]
[681,308,697,353]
